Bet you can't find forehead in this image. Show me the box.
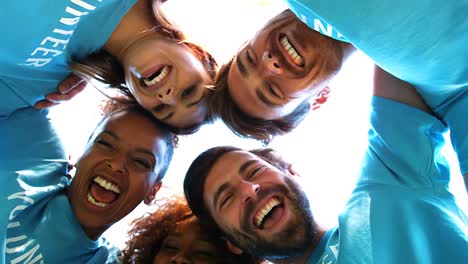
[92,110,167,153]
[203,151,260,197]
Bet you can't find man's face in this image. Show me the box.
[203,151,315,259]
[68,110,169,239]
[227,10,341,120]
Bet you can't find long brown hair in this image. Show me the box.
[69,0,218,134]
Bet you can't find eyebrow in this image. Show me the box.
[235,52,248,77]
[256,88,278,107]
[100,130,118,139]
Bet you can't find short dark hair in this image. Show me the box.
[208,61,310,145]
[183,146,292,236]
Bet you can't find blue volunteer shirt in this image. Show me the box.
[0,108,113,263]
[307,97,468,263]
[284,0,468,176]
[0,0,136,118]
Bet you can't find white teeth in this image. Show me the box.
[87,193,109,207]
[143,65,170,87]
[93,176,120,194]
[280,36,304,66]
[255,198,281,227]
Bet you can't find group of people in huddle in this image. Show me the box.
[1,0,466,263]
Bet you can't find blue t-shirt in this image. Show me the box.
[284,0,468,175]
[0,0,136,118]
[0,108,113,263]
[307,97,468,264]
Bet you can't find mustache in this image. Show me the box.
[241,184,290,230]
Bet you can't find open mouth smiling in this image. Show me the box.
[87,176,121,208]
[279,35,304,67]
[139,65,172,88]
[253,197,285,230]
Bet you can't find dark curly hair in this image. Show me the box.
[121,195,263,264]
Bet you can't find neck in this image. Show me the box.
[104,0,155,61]
[271,224,327,264]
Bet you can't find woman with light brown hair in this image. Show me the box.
[2,0,217,135]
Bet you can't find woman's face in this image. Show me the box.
[122,35,212,129]
[153,217,227,264]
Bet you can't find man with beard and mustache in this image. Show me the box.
[0,103,174,263]
[210,5,467,191]
[184,66,468,263]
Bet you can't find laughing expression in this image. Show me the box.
[122,36,213,129]
[203,151,315,258]
[227,10,343,120]
[67,110,169,239]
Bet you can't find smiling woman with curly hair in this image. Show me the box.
[121,195,262,264]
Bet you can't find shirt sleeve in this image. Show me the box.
[0,108,67,181]
[357,96,450,189]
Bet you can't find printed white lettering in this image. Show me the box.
[301,14,308,24]
[314,19,333,37]
[31,47,63,57]
[5,235,33,253]
[59,16,80,26]
[8,192,35,205]
[23,0,100,67]
[11,244,43,264]
[71,0,97,11]
[8,221,21,229]
[65,6,89,18]
[8,205,28,221]
[40,36,69,49]
[24,58,52,67]
[53,28,74,36]
[321,254,333,264]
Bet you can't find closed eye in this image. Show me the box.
[267,83,283,99]
[96,139,113,149]
[134,158,151,170]
[181,85,196,98]
[220,194,232,209]
[153,103,169,113]
[247,166,263,179]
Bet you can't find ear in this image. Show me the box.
[311,86,331,110]
[225,240,243,255]
[144,182,162,205]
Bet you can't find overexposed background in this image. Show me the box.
[49,0,467,249]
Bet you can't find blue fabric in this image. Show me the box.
[308,97,468,263]
[0,0,137,118]
[0,108,113,263]
[284,0,468,175]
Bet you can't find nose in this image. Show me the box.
[169,254,191,264]
[157,86,175,104]
[260,51,282,75]
[105,156,128,175]
[240,180,260,202]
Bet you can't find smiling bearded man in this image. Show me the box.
[184,67,468,264]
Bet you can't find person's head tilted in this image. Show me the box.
[67,103,174,240]
[184,146,323,261]
[209,9,354,142]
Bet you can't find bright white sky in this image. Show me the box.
[49,0,467,249]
